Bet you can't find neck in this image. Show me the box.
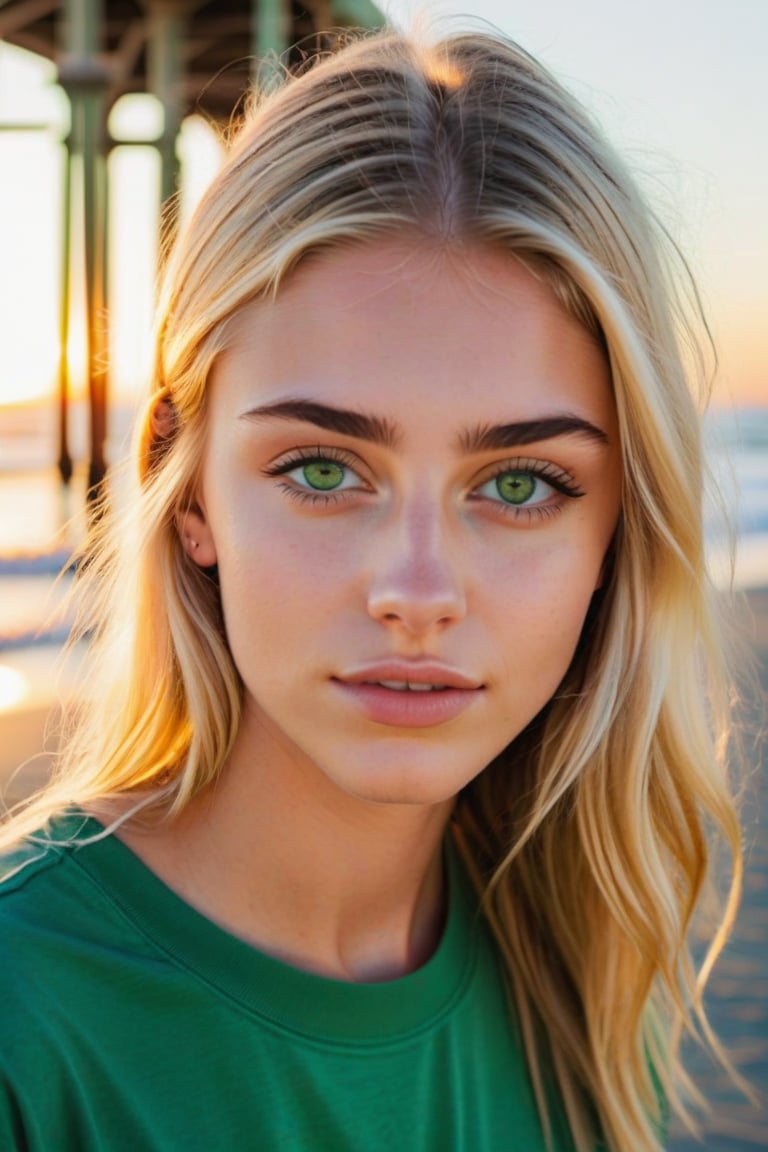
[109,729,454,983]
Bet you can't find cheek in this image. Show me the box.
[213,510,354,638]
[488,540,602,681]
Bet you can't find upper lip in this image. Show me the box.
[337,662,484,690]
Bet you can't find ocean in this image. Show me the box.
[0,399,767,653]
[705,405,768,589]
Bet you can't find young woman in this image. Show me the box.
[0,27,744,1152]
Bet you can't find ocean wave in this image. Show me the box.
[0,625,73,654]
[0,551,74,577]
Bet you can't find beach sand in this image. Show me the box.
[0,644,77,807]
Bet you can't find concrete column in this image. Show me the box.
[146,0,185,206]
[81,82,109,498]
[56,135,73,485]
[57,0,111,503]
[252,0,288,91]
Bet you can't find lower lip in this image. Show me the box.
[333,681,482,728]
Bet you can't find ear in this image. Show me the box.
[177,503,218,568]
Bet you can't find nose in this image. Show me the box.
[366,495,467,636]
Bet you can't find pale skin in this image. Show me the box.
[113,239,622,984]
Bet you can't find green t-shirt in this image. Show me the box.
[0,815,576,1151]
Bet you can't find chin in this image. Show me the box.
[333,757,486,810]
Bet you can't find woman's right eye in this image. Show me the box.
[286,458,359,492]
[263,449,367,500]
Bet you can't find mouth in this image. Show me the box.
[366,680,452,693]
[340,662,482,692]
[332,669,484,728]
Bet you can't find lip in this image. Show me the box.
[333,662,484,728]
[340,661,483,690]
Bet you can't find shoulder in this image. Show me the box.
[0,823,119,1149]
[0,830,72,933]
[0,817,148,1102]
[0,814,99,925]
[0,816,125,1026]
[0,831,77,1098]
[0,822,86,993]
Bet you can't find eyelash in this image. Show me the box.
[262,446,366,505]
[477,457,585,520]
[263,449,585,519]
[498,458,583,494]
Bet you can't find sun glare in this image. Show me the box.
[0,51,225,410]
[0,665,28,712]
[0,298,89,408]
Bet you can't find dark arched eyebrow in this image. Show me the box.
[240,399,400,447]
[458,416,609,452]
[240,399,609,451]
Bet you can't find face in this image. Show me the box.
[183,240,621,809]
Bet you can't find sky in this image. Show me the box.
[0,0,765,407]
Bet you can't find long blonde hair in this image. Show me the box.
[2,28,745,1152]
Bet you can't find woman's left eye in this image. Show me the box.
[473,463,584,512]
[476,469,555,507]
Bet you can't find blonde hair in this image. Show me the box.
[2,28,745,1152]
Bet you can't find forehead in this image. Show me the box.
[213,239,616,438]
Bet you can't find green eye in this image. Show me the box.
[495,471,537,505]
[302,460,346,490]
